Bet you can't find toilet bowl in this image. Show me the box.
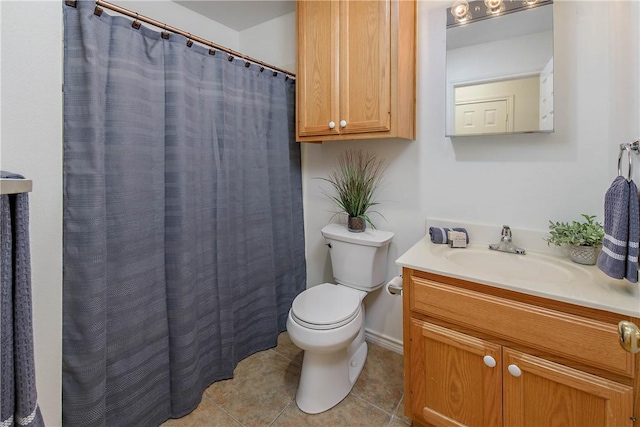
[287,223,393,414]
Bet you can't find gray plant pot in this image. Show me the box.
[569,245,597,265]
[348,216,366,233]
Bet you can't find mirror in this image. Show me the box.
[445,1,554,137]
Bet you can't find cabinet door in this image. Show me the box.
[339,0,391,134]
[296,0,340,137]
[503,349,634,427]
[409,320,502,427]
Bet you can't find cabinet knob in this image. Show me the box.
[618,320,640,353]
[483,355,496,368]
[340,120,347,128]
[507,364,522,377]
[329,121,336,129]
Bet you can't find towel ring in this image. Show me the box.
[618,145,633,182]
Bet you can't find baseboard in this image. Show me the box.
[365,329,404,355]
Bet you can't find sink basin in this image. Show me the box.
[442,248,592,284]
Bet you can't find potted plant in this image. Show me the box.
[544,214,604,265]
[320,150,386,233]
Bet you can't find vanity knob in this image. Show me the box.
[328,121,336,129]
[618,320,640,353]
[483,355,496,368]
[340,120,347,128]
[507,364,522,377]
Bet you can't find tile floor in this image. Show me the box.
[161,332,410,427]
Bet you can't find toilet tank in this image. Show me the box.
[321,223,394,291]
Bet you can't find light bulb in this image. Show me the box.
[451,0,470,20]
[484,0,504,13]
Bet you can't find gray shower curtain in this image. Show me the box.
[63,1,305,426]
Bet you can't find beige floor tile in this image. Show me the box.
[163,338,406,427]
[388,416,412,427]
[204,349,300,427]
[273,332,304,366]
[160,395,241,427]
[351,344,404,413]
[393,395,412,426]
[272,395,391,427]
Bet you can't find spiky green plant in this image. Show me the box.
[319,150,386,228]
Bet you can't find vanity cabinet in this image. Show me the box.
[295,0,416,143]
[403,268,639,427]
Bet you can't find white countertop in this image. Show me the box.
[396,236,640,317]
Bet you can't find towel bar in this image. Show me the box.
[618,140,639,182]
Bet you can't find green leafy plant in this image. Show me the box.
[544,214,604,247]
[319,150,386,228]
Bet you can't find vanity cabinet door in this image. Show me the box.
[503,348,634,427]
[409,319,502,427]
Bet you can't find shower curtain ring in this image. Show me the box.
[132,13,141,29]
[186,33,194,47]
[161,23,169,39]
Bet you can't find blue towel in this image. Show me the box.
[597,176,639,282]
[1,193,45,427]
[429,227,469,244]
[0,170,25,179]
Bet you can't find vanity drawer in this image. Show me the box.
[410,276,634,377]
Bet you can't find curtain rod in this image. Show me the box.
[64,0,295,79]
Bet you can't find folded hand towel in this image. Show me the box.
[0,171,25,179]
[597,176,639,282]
[429,227,469,244]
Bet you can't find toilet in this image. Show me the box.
[286,223,394,414]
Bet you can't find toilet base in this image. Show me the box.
[295,325,367,414]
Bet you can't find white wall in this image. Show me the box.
[302,0,640,350]
[0,2,238,426]
[119,1,240,49]
[447,31,552,83]
[239,11,296,73]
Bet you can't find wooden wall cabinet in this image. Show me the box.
[295,0,416,143]
[403,268,639,427]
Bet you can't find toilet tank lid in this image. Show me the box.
[321,223,394,247]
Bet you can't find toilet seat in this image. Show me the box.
[291,283,362,330]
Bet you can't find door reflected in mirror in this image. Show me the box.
[445,1,554,137]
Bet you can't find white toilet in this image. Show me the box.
[286,223,394,414]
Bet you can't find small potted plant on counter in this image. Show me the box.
[544,214,604,265]
[320,150,386,233]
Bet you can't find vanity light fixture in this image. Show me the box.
[447,0,552,28]
[450,0,471,23]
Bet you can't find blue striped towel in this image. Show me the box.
[627,180,639,282]
[597,176,639,282]
[429,227,470,244]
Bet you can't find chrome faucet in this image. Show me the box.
[489,225,526,255]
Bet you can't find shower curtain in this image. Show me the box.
[63,2,305,426]
[1,188,45,427]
